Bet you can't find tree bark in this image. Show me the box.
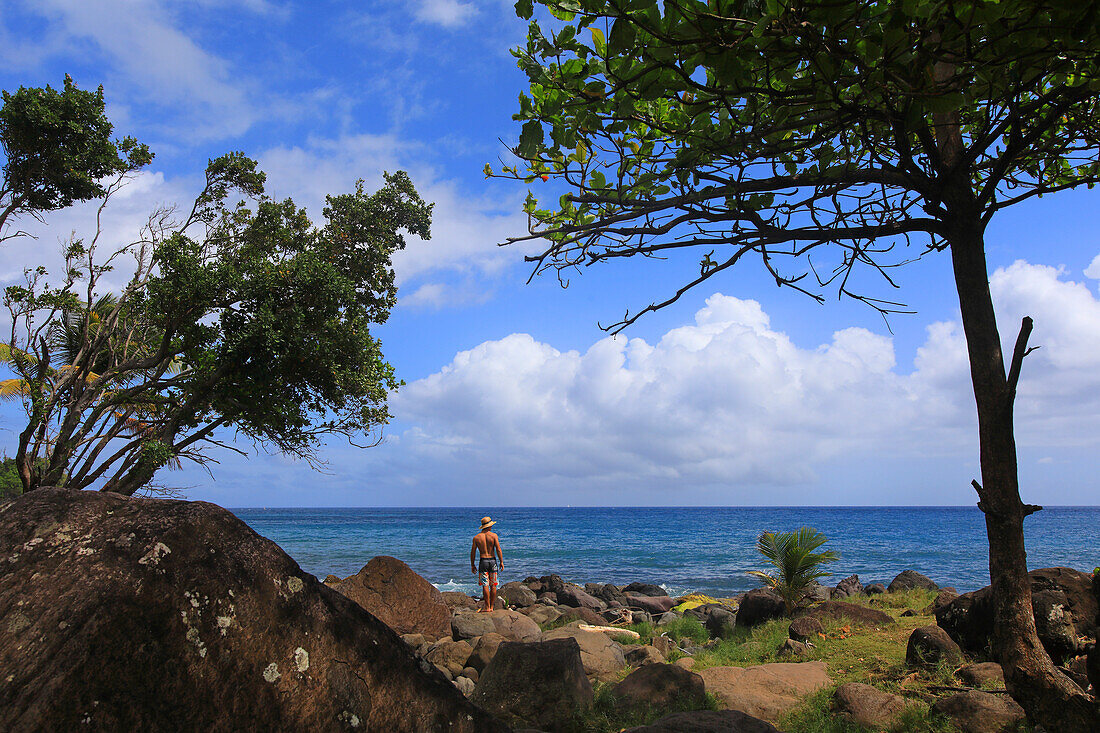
[949,224,1098,730]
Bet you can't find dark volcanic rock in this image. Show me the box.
[559,606,606,626]
[471,638,592,731]
[610,663,707,710]
[788,616,825,642]
[1088,643,1099,693]
[333,554,451,638]
[797,601,895,628]
[540,574,566,595]
[776,638,811,659]
[623,581,667,597]
[888,570,938,593]
[833,682,907,729]
[906,625,964,669]
[593,583,629,607]
[625,709,781,732]
[624,593,675,615]
[557,583,604,611]
[865,583,886,596]
[936,567,1097,663]
[834,575,864,599]
[957,662,1005,688]
[736,588,786,627]
[443,590,480,611]
[0,488,504,732]
[931,690,1025,733]
[703,605,737,638]
[499,581,537,608]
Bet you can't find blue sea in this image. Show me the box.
[230,506,1100,599]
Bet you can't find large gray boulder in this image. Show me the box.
[625,592,676,615]
[557,583,605,611]
[698,662,830,724]
[471,638,592,731]
[906,625,964,670]
[0,488,504,732]
[332,554,452,639]
[453,609,541,643]
[930,690,1026,733]
[833,574,864,599]
[888,570,938,593]
[541,626,627,681]
[610,663,707,711]
[499,581,537,608]
[735,588,785,627]
[834,682,908,729]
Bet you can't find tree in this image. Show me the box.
[747,527,838,615]
[4,147,432,497]
[495,0,1100,728]
[1,75,150,243]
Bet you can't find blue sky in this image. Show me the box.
[1,0,1099,507]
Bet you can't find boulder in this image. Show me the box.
[803,581,831,603]
[425,639,474,677]
[594,583,630,607]
[930,690,1026,733]
[526,605,564,626]
[937,568,1097,663]
[625,593,676,615]
[625,644,667,667]
[539,574,566,595]
[704,605,737,639]
[736,588,786,627]
[788,616,825,643]
[452,612,497,641]
[402,633,427,650]
[499,581,537,608]
[462,667,479,683]
[471,638,593,731]
[485,609,542,642]
[623,581,667,597]
[557,583,605,611]
[657,610,683,626]
[958,662,1005,688]
[698,662,830,724]
[442,590,480,611]
[541,626,627,682]
[1089,643,1100,693]
[775,639,812,659]
[834,575,864,599]
[907,625,964,669]
[833,682,908,728]
[1065,653,1091,690]
[611,663,707,710]
[797,600,895,628]
[888,570,939,593]
[651,634,674,658]
[323,574,341,585]
[333,555,451,638]
[625,709,781,732]
[865,583,886,596]
[455,675,475,697]
[467,632,506,673]
[0,488,503,732]
[559,606,606,626]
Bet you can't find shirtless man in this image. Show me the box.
[470,516,504,612]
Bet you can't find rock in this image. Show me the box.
[937,568,1097,663]
[1088,643,1100,693]
[907,625,964,669]
[467,632,506,673]
[804,581,831,603]
[611,663,707,710]
[776,639,812,659]
[704,605,737,638]
[462,667,479,683]
[657,610,683,626]
[901,609,917,617]
[798,600,895,628]
[788,616,825,642]
[442,590,480,611]
[537,591,558,604]
[471,638,593,731]
[625,593,676,615]
[958,662,1005,688]
[604,607,650,625]
[0,488,503,732]
[922,587,960,615]
[455,675,475,696]
[333,555,451,638]
[624,581,667,597]
[673,656,696,671]
[698,662,830,724]
[485,609,542,642]
[834,575,864,599]
[323,573,341,585]
[541,626,627,682]
[594,583,630,607]
[625,644,667,666]
[425,639,474,677]
[559,606,606,627]
[557,583,605,611]
[628,709,782,732]
[1065,654,1091,690]
[888,570,939,593]
[651,634,674,658]
[526,604,564,626]
[540,574,566,595]
[834,682,908,728]
[931,690,1026,733]
[736,588,786,627]
[402,633,427,650]
[499,581,538,608]
[865,583,886,595]
[452,612,497,641]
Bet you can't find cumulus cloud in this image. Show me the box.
[415,0,478,27]
[1085,253,1100,280]
[383,262,1100,495]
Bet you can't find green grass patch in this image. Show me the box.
[660,615,709,645]
[563,682,720,733]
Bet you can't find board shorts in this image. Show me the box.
[478,557,499,587]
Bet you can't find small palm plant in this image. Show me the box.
[746,527,839,615]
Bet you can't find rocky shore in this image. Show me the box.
[2,489,1097,732]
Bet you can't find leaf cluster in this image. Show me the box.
[746,526,838,614]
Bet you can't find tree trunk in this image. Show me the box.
[949,225,1099,730]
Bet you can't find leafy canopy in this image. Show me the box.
[497,0,1100,328]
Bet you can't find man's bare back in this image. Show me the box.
[470,516,504,611]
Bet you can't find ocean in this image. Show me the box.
[231,506,1100,599]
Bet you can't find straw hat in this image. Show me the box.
[480,516,496,530]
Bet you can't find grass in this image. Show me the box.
[564,681,721,733]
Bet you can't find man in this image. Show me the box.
[470,516,504,612]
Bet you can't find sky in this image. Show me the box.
[1,0,1098,507]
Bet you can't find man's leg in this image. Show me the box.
[488,573,498,612]
[478,581,489,611]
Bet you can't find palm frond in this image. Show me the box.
[0,378,30,401]
[746,526,839,614]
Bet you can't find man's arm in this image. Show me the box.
[494,535,504,568]
[470,539,477,573]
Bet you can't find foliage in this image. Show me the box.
[0,455,21,500]
[1,76,151,243]
[747,527,839,615]
[660,614,710,645]
[4,141,431,495]
[565,680,719,733]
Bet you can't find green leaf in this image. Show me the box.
[514,0,533,20]
[518,120,545,155]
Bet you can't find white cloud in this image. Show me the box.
[1085,253,1100,280]
[415,0,478,27]
[383,262,1100,493]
